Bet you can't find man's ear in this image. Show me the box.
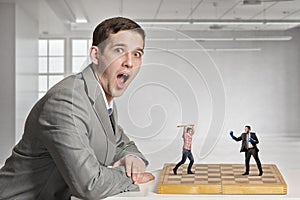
[90,46,99,65]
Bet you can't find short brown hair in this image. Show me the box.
[245,125,251,130]
[92,17,145,51]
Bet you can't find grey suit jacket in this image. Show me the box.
[0,65,148,200]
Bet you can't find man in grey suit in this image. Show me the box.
[0,17,154,199]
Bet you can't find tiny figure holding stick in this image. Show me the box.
[173,124,195,175]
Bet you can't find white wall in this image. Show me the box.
[0,2,16,163]
[0,1,38,163]
[15,0,39,142]
[115,28,300,170]
[207,29,300,135]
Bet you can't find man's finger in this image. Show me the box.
[132,173,138,183]
[112,160,121,168]
[125,161,132,177]
[135,173,144,184]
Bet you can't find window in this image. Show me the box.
[71,39,92,73]
[38,39,65,99]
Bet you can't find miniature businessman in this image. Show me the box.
[173,125,195,175]
[230,125,263,176]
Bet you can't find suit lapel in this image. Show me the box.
[81,65,116,165]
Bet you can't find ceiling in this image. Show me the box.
[40,0,300,33]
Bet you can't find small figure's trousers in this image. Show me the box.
[245,148,263,173]
[174,149,194,173]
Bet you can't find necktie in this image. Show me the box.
[108,109,115,134]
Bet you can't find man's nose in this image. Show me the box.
[123,52,133,68]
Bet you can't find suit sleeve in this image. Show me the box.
[113,125,149,166]
[252,133,259,144]
[112,107,148,166]
[232,134,243,142]
[38,87,139,200]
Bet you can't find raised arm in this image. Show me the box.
[230,131,242,141]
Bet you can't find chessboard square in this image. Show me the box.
[223,174,234,177]
[209,181,221,184]
[223,181,236,184]
[168,175,180,178]
[263,176,275,179]
[263,178,277,181]
[208,178,221,182]
[195,178,206,181]
[236,181,249,184]
[196,174,207,177]
[208,175,221,179]
[181,176,194,180]
[168,178,181,181]
[181,181,195,184]
[250,181,263,184]
[194,181,209,184]
[198,173,207,176]
[235,178,248,182]
[222,173,234,177]
[233,170,245,173]
[208,173,221,175]
[263,180,277,184]
[248,177,262,180]
[223,178,235,181]
[198,168,208,171]
[167,180,181,184]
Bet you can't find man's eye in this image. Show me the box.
[134,51,142,58]
[115,48,124,53]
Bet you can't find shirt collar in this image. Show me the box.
[97,81,113,115]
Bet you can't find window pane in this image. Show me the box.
[49,75,64,88]
[72,40,88,56]
[49,40,64,56]
[38,76,47,92]
[39,40,47,56]
[72,57,88,73]
[49,57,64,73]
[88,39,92,47]
[38,57,48,73]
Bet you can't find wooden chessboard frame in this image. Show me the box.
[157,164,287,195]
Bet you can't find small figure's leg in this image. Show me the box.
[173,151,188,175]
[252,149,263,176]
[187,151,194,174]
[243,150,251,175]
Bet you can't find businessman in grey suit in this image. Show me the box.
[0,17,154,200]
[230,125,263,176]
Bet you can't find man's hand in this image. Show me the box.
[248,137,256,143]
[112,155,146,183]
[229,130,234,138]
[133,172,155,184]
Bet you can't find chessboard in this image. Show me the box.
[157,164,287,195]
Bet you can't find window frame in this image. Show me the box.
[38,38,67,98]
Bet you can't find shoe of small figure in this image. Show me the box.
[259,171,263,176]
[187,171,194,174]
[173,168,177,175]
[242,172,249,176]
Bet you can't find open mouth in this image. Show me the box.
[116,73,130,89]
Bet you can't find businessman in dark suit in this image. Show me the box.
[0,17,154,200]
[230,125,263,176]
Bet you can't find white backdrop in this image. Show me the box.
[115,27,300,171]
